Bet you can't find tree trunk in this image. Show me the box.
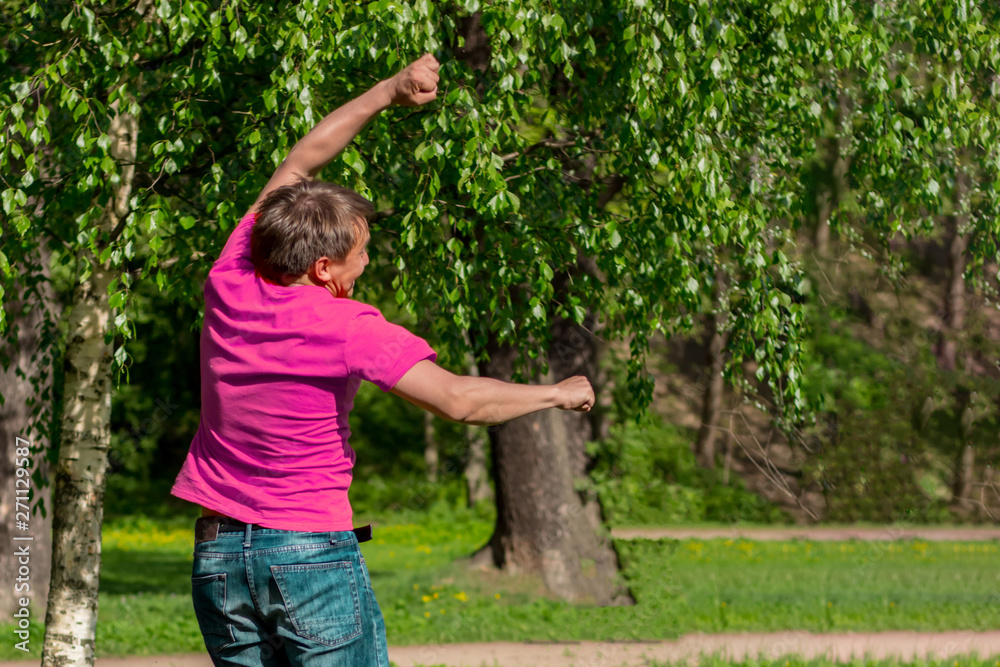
[695,319,727,469]
[0,255,56,628]
[42,109,137,667]
[549,313,607,531]
[462,362,493,507]
[423,411,438,483]
[454,3,628,604]
[934,169,971,511]
[695,272,728,468]
[463,424,492,507]
[814,92,849,254]
[935,175,968,372]
[480,339,630,605]
[953,444,974,506]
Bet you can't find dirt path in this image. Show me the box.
[609,526,1000,541]
[390,632,1000,666]
[3,631,999,667]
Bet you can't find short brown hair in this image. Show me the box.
[250,179,374,284]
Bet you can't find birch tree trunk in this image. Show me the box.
[42,109,137,667]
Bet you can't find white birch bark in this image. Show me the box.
[41,108,137,667]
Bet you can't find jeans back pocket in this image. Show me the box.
[191,573,237,654]
[270,560,363,648]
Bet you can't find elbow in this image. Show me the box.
[442,379,487,425]
[445,393,477,424]
[451,402,500,427]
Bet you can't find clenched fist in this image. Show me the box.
[387,53,440,107]
[555,376,595,413]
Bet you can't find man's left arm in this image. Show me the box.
[250,54,440,214]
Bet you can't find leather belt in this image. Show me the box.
[195,515,373,545]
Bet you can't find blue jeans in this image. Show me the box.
[190,521,389,666]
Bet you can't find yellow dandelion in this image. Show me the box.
[721,601,727,607]
[413,584,420,590]
[827,601,833,607]
[433,592,439,599]
[454,591,469,602]
[424,611,431,618]
[422,595,432,603]
[495,593,501,600]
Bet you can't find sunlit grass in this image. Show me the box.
[1,512,998,660]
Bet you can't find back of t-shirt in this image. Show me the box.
[170,211,436,531]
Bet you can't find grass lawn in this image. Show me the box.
[1,510,998,660]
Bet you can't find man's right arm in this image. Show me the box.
[249,54,440,215]
[389,360,595,426]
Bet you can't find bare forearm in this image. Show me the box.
[250,55,438,212]
[454,376,561,425]
[283,80,393,179]
[390,360,593,428]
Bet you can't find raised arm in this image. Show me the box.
[250,54,440,212]
[389,360,595,426]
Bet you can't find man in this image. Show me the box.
[170,54,595,666]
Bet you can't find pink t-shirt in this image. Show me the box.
[170,211,436,531]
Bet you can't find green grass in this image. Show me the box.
[620,538,1000,635]
[610,520,1000,530]
[1,512,998,660]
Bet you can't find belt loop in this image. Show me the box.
[243,522,252,548]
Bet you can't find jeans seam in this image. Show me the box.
[219,572,235,652]
[246,543,344,557]
[244,551,264,622]
[359,555,388,666]
[363,557,380,665]
[194,552,242,560]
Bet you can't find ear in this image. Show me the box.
[309,255,353,298]
[310,256,335,283]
